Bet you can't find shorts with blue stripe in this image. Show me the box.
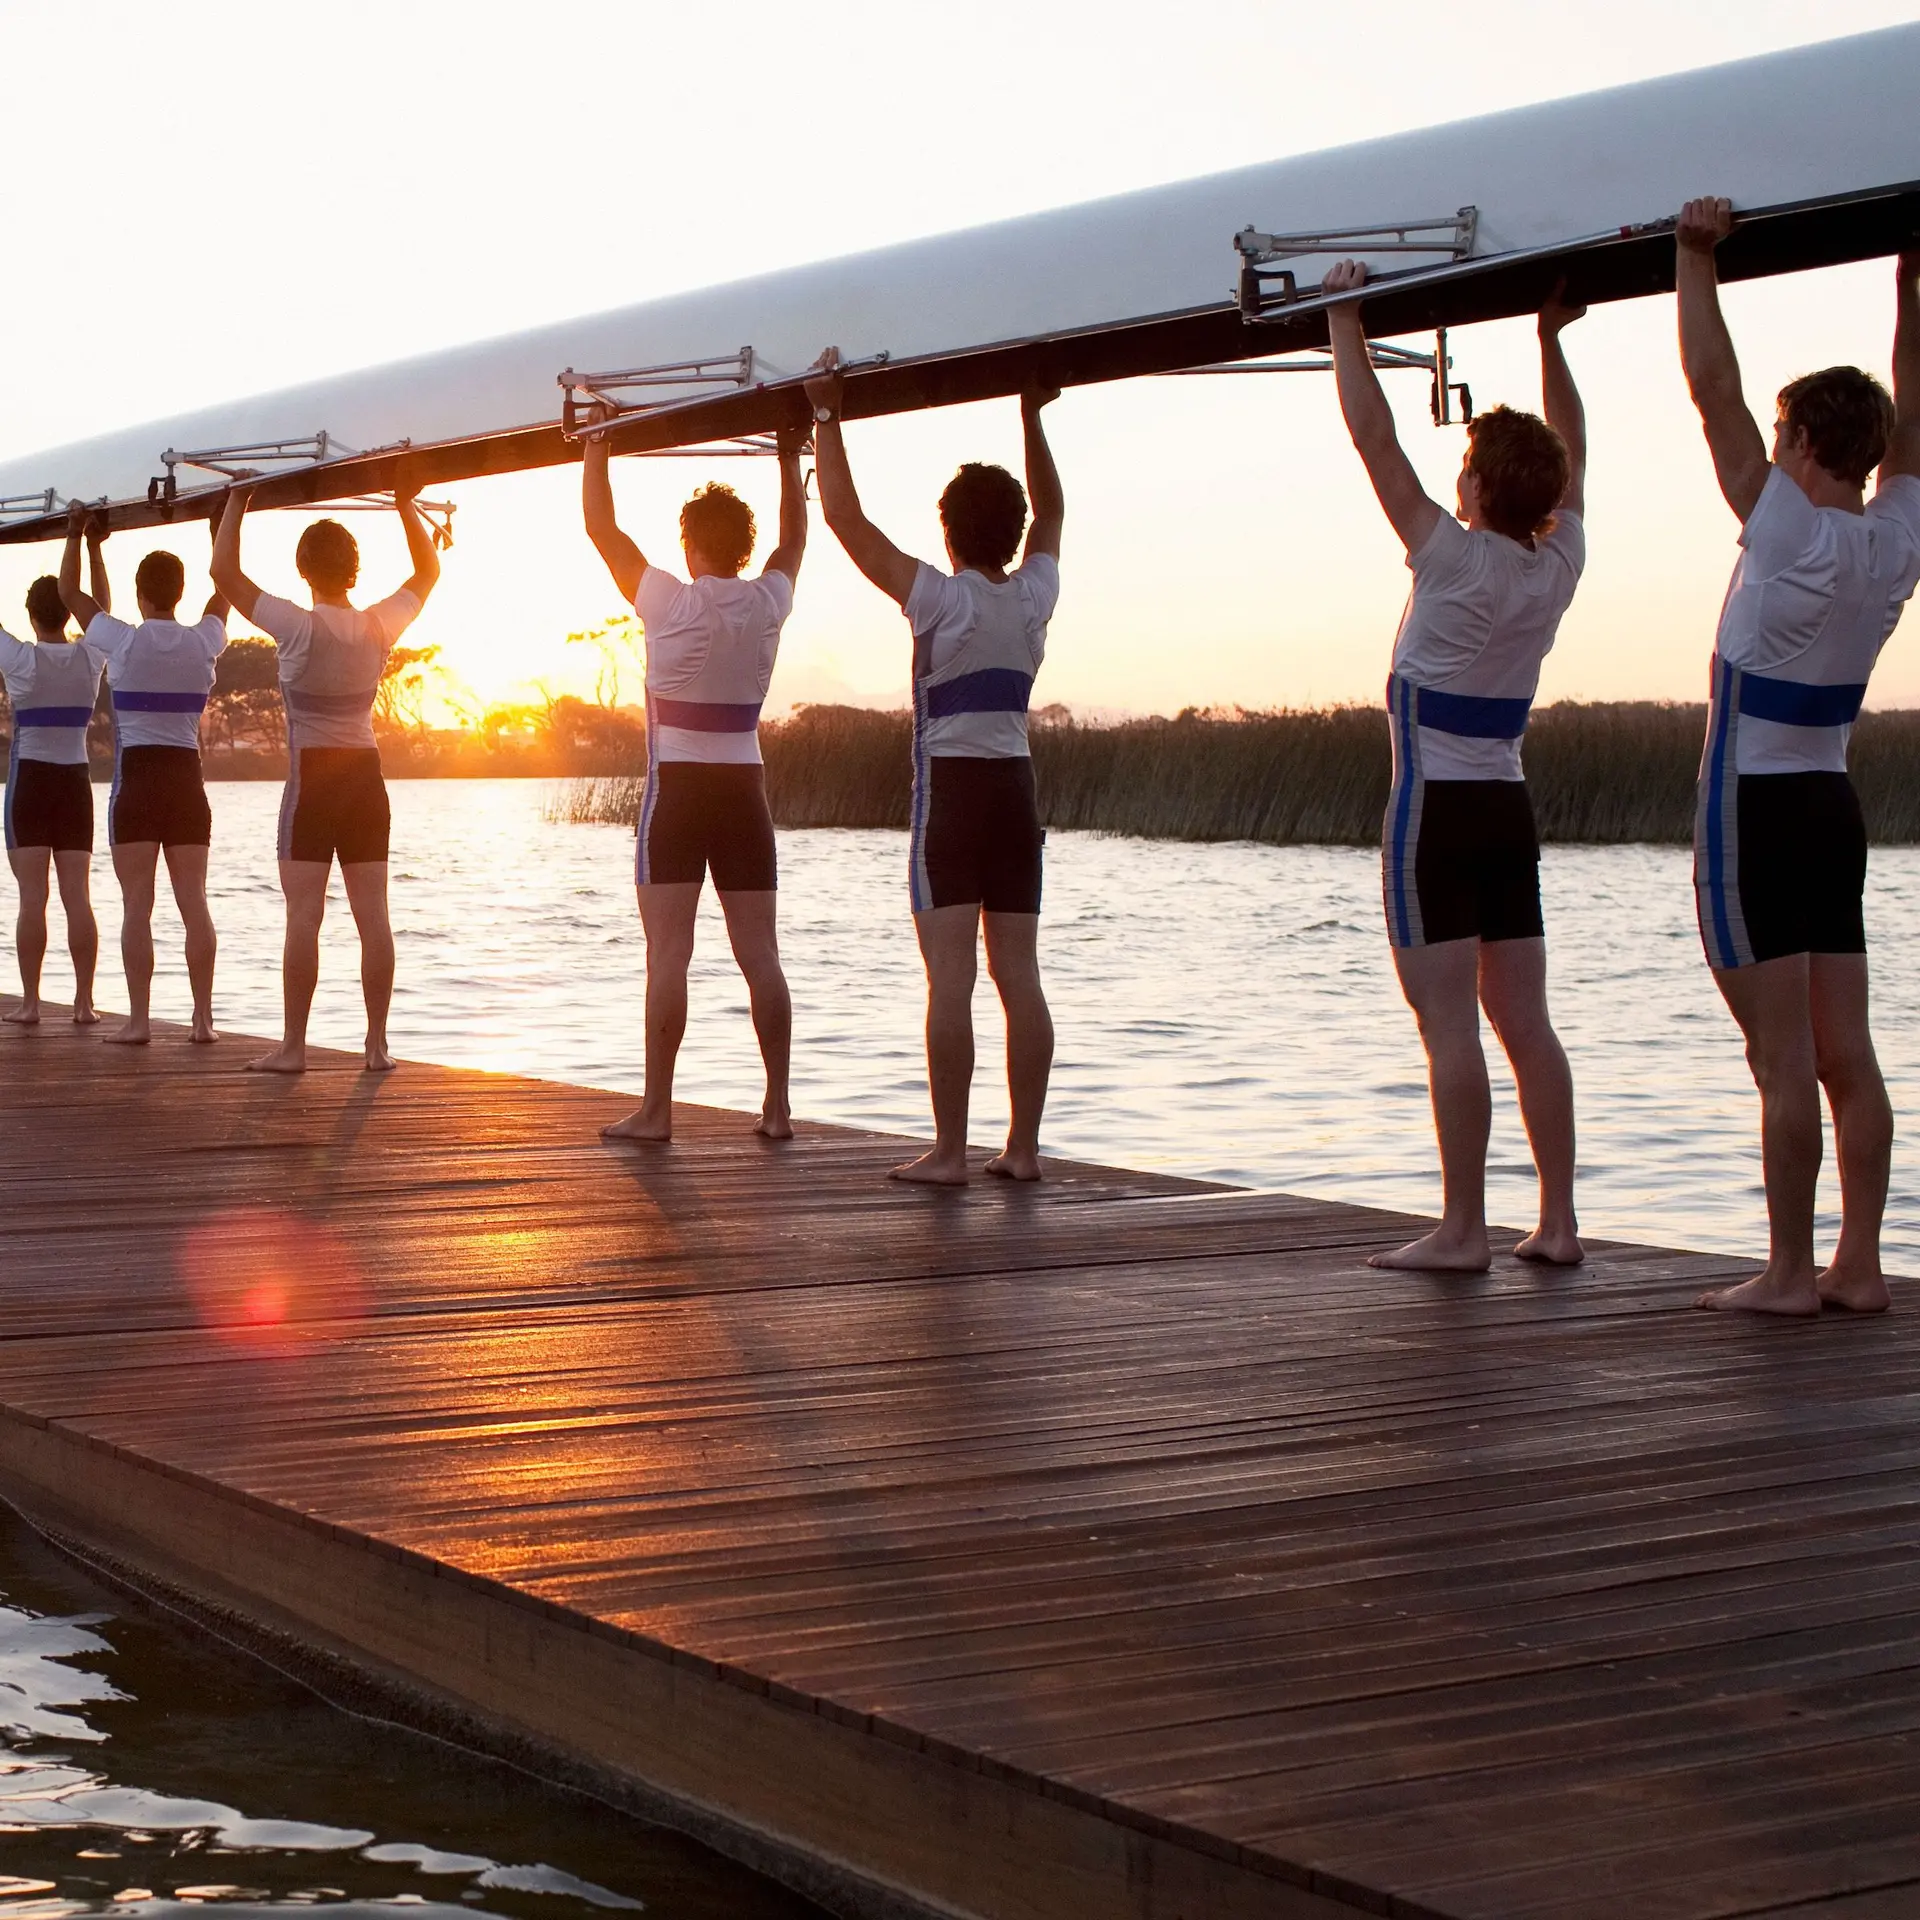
[909,667,1038,912]
[632,695,775,890]
[1694,656,1869,969]
[5,750,93,853]
[1382,675,1541,948]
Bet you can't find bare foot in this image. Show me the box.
[72,1002,101,1026]
[365,1040,396,1073]
[985,1146,1043,1181]
[1819,1266,1892,1314]
[602,1104,672,1142]
[190,1012,218,1044]
[755,1107,793,1140]
[1695,1266,1822,1315]
[104,1016,150,1046]
[246,1043,307,1074]
[1369,1226,1493,1272]
[2,1001,41,1026]
[1515,1226,1584,1266]
[890,1147,971,1186]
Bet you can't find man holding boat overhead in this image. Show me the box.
[1677,202,1920,1318]
[1324,265,1588,1274]
[806,350,1061,1185]
[581,407,808,1143]
[1,556,109,1028]
[60,503,228,1046]
[211,481,441,1074]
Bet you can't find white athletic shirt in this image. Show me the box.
[0,631,103,766]
[1387,512,1583,783]
[634,565,793,765]
[1709,468,1920,775]
[906,554,1058,759]
[250,590,420,752]
[83,611,228,750]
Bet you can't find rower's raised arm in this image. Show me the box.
[805,349,918,607]
[581,406,648,604]
[394,481,443,606]
[1538,282,1587,519]
[59,502,104,630]
[1324,262,1444,556]
[211,489,263,623]
[87,519,111,617]
[1675,198,1769,522]
[1883,251,1920,484]
[1021,384,1063,563]
[763,425,809,583]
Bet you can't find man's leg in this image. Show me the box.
[108,842,160,1044]
[52,849,99,1024]
[1698,954,1822,1314]
[981,910,1052,1181]
[1373,936,1493,1271]
[5,848,51,1024]
[1809,951,1892,1313]
[1478,935,1582,1264]
[894,903,980,1184]
[161,843,219,1044]
[717,888,792,1138]
[603,881,702,1141]
[249,861,331,1073]
[341,861,396,1072]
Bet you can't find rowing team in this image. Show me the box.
[3,202,1917,1317]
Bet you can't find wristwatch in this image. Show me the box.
[813,404,836,424]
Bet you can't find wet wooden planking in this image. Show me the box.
[2,1007,1917,1920]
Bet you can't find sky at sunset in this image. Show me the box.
[2,0,1917,722]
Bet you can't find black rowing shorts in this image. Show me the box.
[5,757,93,854]
[280,748,391,866]
[111,745,211,850]
[637,761,777,891]
[910,754,1044,914]
[1382,776,1543,948]
[1694,769,1867,969]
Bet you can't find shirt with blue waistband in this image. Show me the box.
[634,565,793,765]
[0,628,104,767]
[1388,511,1584,785]
[907,554,1057,760]
[1708,467,1920,775]
[82,611,227,751]
[249,590,420,752]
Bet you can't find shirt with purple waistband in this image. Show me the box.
[82,611,228,751]
[0,630,104,766]
[1709,467,1920,775]
[635,566,793,764]
[249,591,420,752]
[1387,512,1584,784]
[906,553,1058,760]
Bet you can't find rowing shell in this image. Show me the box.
[2,23,1915,545]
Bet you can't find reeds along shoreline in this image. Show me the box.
[549,702,1920,845]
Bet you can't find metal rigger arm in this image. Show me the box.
[150,435,458,547]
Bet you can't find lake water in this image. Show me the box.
[0,1512,825,1919]
[9,776,1919,1272]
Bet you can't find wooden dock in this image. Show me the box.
[2,1010,1917,1920]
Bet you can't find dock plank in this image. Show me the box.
[2,1010,1918,1919]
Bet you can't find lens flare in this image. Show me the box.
[176,1208,367,1346]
